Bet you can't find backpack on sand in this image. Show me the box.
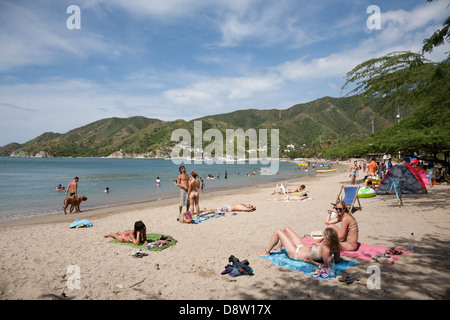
[183,211,193,224]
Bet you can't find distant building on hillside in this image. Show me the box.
[284,143,295,153]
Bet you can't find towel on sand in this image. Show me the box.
[193,213,226,224]
[302,237,408,262]
[260,249,359,280]
[69,219,93,228]
[108,233,177,251]
[192,211,246,224]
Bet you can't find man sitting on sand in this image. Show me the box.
[204,203,256,213]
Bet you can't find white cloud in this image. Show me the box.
[277,1,450,83]
[215,0,318,48]
[162,73,283,110]
[1,0,449,146]
[0,2,120,72]
[381,0,448,32]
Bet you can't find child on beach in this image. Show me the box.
[104,220,148,246]
[260,227,340,267]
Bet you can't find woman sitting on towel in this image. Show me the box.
[325,201,359,251]
[104,220,148,246]
[260,227,340,268]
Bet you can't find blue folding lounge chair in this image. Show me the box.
[332,185,362,212]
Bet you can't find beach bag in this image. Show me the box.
[221,255,254,277]
[183,211,193,224]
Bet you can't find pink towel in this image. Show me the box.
[302,238,408,261]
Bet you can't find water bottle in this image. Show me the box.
[408,233,415,252]
[327,254,335,278]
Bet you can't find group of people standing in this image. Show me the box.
[175,165,201,223]
[349,157,392,185]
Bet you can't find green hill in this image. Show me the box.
[1,96,391,158]
[195,96,388,152]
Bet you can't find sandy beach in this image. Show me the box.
[1,162,449,302]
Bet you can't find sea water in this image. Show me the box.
[0,157,328,222]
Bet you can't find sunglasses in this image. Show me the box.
[336,207,344,211]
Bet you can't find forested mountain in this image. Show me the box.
[1,95,391,158]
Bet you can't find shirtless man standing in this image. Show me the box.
[349,161,359,185]
[66,177,79,198]
[176,166,190,223]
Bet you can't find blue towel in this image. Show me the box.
[69,219,93,228]
[192,212,242,224]
[192,213,228,224]
[260,249,359,280]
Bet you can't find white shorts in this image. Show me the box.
[216,205,231,213]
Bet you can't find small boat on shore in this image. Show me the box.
[316,169,338,173]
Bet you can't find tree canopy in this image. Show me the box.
[325,52,449,161]
[324,1,450,165]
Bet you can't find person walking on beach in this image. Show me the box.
[66,177,79,198]
[349,161,359,185]
[176,166,190,223]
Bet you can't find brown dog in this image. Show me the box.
[63,196,88,214]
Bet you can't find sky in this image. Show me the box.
[0,0,449,146]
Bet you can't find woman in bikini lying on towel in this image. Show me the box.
[270,184,307,195]
[204,203,256,213]
[325,201,359,251]
[260,227,340,268]
[104,220,148,246]
[266,194,309,202]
